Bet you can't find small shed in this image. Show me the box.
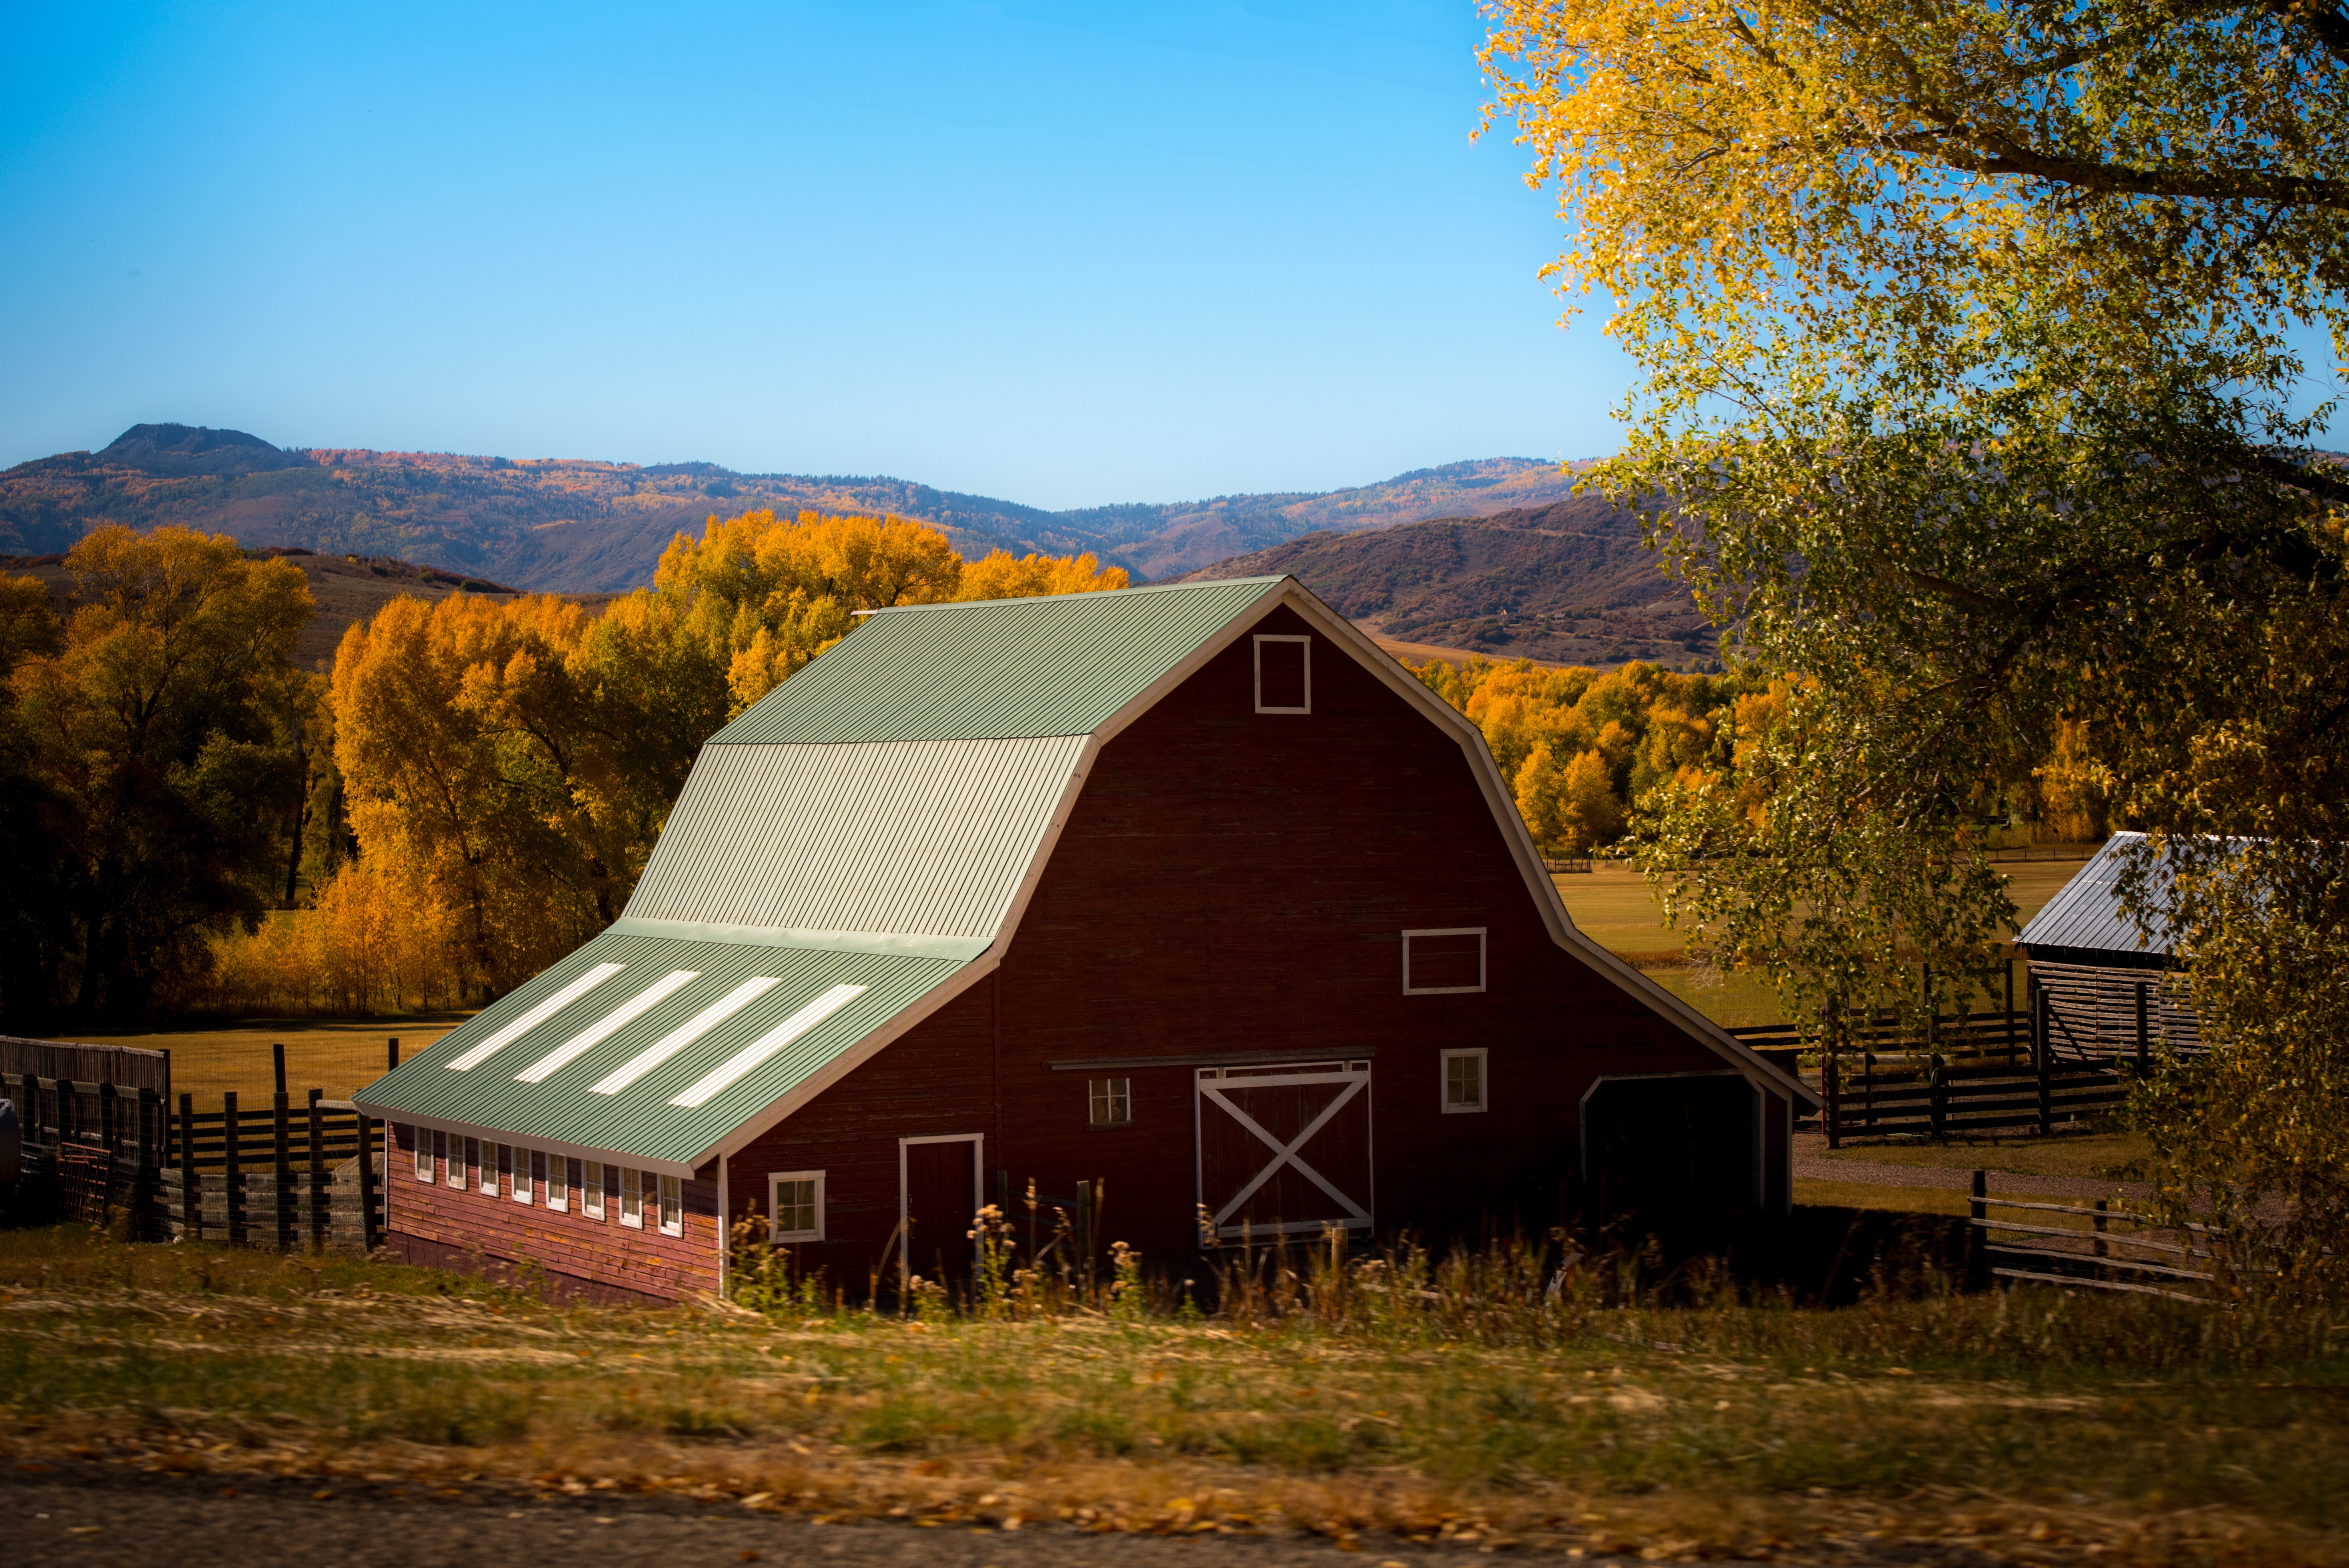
[354,576,1816,1303]
[2016,833,2202,1062]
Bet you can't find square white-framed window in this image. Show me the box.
[1402,927,1487,995]
[1441,1047,1489,1114]
[619,1166,643,1228]
[1253,634,1311,714]
[1088,1077,1132,1127]
[549,1155,571,1213]
[584,1161,607,1221]
[657,1174,683,1237]
[412,1125,432,1182]
[513,1147,536,1205]
[768,1170,824,1243]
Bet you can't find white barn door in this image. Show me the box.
[1194,1060,1373,1241]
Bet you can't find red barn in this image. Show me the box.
[357,577,1815,1302]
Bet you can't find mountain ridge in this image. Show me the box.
[0,424,1592,591]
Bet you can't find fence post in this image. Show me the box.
[98,1081,117,1154]
[2035,986,2052,1136]
[2092,1198,2108,1262]
[388,1037,400,1073]
[2005,963,2017,1063]
[307,1089,327,1250]
[1968,1169,1989,1290]
[1863,1051,1877,1128]
[273,1043,287,1097]
[223,1092,241,1244]
[178,1092,197,1241]
[2136,983,2150,1075]
[356,1114,378,1252]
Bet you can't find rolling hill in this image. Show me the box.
[1173,495,1722,669]
[0,425,1591,591]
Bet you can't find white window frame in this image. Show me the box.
[412,1125,432,1182]
[1253,634,1311,714]
[657,1174,683,1237]
[512,1146,535,1205]
[1441,1047,1489,1114]
[1088,1076,1133,1127]
[549,1155,571,1213]
[767,1170,825,1243]
[584,1161,607,1220]
[619,1165,643,1229]
[1402,926,1487,995]
[474,1138,493,1195]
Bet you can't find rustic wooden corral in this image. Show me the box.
[0,1036,170,1093]
[358,578,1816,1302]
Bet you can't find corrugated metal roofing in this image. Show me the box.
[709,576,1284,745]
[354,929,963,1167]
[616,736,1085,958]
[2015,834,2176,956]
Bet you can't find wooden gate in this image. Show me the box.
[1195,1060,1373,1242]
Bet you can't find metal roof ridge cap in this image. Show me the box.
[603,915,990,961]
[853,575,1286,613]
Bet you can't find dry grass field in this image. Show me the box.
[56,1016,469,1100]
[2,1228,2343,1565]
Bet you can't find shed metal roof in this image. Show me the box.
[2015,834,2176,957]
[356,929,963,1168]
[709,576,1284,745]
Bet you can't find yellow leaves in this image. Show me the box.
[955,549,1127,602]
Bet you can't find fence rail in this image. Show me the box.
[1967,1172,2216,1305]
[0,1036,170,1092]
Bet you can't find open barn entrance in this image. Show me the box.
[1580,1073,1757,1231]
[1196,1061,1374,1242]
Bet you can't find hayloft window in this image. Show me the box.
[412,1126,431,1183]
[585,1162,607,1221]
[1403,927,1486,994]
[1441,1048,1488,1113]
[1254,635,1310,713]
[619,1166,643,1228]
[1088,1077,1133,1127]
[657,1174,684,1237]
[769,1171,824,1243]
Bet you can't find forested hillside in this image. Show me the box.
[0,424,1587,589]
[1176,495,1718,668]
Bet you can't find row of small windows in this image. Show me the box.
[408,1128,683,1237]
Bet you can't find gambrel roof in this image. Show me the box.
[356,575,1812,1173]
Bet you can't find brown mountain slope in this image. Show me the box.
[0,426,1593,590]
[1173,495,1720,669]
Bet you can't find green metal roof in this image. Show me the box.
[709,576,1284,745]
[616,736,1087,961]
[355,929,963,1168]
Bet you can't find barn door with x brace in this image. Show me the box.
[1194,1060,1373,1242]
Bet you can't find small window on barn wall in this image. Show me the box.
[1254,635,1310,714]
[514,1148,535,1205]
[1088,1077,1133,1127]
[549,1156,571,1213]
[584,1162,607,1221]
[657,1174,683,1236]
[412,1126,431,1182]
[470,1137,490,1194]
[1441,1048,1488,1113]
[1403,927,1486,995]
[769,1171,824,1243]
[619,1166,643,1228]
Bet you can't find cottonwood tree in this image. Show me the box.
[1484,0,2349,1290]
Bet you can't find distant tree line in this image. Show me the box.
[0,511,1124,1029]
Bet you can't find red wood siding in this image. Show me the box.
[728,605,1769,1279]
[385,1122,720,1302]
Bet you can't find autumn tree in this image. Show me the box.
[2,527,313,1021]
[1485,0,2349,1291]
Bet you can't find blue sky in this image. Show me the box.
[0,2,1624,509]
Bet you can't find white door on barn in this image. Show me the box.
[1194,1060,1374,1242]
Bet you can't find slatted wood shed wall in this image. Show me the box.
[356,576,1815,1302]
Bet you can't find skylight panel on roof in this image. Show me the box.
[512,969,701,1083]
[591,975,782,1095]
[669,983,867,1108]
[446,963,626,1071]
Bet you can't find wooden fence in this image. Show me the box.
[0,1037,170,1094]
[1967,1172,2216,1305]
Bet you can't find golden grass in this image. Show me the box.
[61,1015,470,1099]
[2,1228,2345,1565]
